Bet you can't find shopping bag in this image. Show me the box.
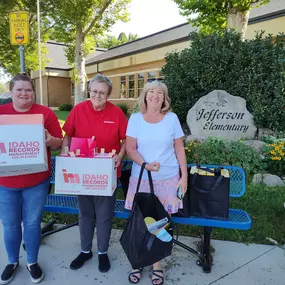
[120,163,173,269]
[189,165,230,220]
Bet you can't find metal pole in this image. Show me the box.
[37,0,43,105]
[19,45,25,73]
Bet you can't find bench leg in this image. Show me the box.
[198,226,213,273]
[41,221,79,238]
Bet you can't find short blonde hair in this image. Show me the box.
[138,80,171,113]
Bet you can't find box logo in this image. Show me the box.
[0,143,7,154]
[61,168,109,190]
[62,169,81,184]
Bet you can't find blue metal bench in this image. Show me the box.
[43,157,251,273]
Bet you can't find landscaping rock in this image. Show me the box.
[257,128,277,140]
[252,174,263,184]
[185,135,206,143]
[242,140,266,153]
[263,174,285,187]
[187,90,257,141]
[252,174,284,187]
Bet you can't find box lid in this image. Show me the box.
[0,114,44,125]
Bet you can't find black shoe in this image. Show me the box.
[70,251,93,270]
[0,262,19,285]
[26,263,44,284]
[98,253,110,273]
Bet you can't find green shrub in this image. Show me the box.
[58,104,73,111]
[262,137,285,176]
[185,137,264,175]
[131,102,139,114]
[162,31,285,132]
[116,102,130,117]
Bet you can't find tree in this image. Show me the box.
[96,32,139,49]
[162,31,285,132]
[0,0,51,76]
[173,0,269,37]
[0,82,8,94]
[46,0,131,105]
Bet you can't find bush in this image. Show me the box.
[185,137,264,175]
[58,104,73,111]
[262,136,285,176]
[162,31,285,132]
[131,102,139,114]
[116,102,130,117]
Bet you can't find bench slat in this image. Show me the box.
[44,195,252,230]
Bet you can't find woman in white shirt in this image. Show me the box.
[125,80,187,285]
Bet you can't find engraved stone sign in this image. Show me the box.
[187,90,257,141]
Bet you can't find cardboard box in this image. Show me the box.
[0,114,48,177]
[55,156,117,196]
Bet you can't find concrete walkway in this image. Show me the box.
[0,224,283,285]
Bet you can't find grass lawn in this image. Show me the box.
[54,110,70,121]
[43,184,285,245]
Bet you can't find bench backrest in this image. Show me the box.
[50,157,246,198]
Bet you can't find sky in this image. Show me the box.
[110,0,188,37]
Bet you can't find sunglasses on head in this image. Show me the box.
[147,77,165,83]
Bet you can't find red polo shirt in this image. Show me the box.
[0,103,63,188]
[63,101,128,177]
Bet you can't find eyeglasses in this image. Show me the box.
[146,77,165,83]
[90,90,108,98]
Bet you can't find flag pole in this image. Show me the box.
[37,0,43,105]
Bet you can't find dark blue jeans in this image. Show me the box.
[0,178,49,264]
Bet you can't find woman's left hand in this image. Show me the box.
[45,129,54,147]
[114,154,123,168]
[177,176,188,197]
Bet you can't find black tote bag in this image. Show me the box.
[120,163,173,269]
[189,166,230,220]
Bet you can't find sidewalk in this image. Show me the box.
[0,224,283,285]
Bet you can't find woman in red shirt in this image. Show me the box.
[61,74,128,273]
[0,73,62,285]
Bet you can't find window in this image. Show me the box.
[128,75,135,98]
[120,76,127,98]
[138,73,144,96]
[158,70,165,79]
[147,71,155,81]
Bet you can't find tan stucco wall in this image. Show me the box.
[86,41,189,75]
[246,16,285,39]
[108,99,137,109]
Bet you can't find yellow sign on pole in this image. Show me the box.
[9,11,29,45]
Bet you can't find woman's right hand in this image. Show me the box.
[145,162,160,172]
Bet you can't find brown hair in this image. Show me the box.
[9,73,34,91]
[138,80,171,113]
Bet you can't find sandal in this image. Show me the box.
[128,268,143,284]
[152,269,164,285]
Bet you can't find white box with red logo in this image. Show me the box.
[0,114,48,177]
[54,156,117,196]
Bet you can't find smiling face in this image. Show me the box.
[11,80,34,110]
[145,88,165,110]
[89,81,110,110]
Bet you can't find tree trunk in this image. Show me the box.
[74,27,86,105]
[226,8,249,39]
